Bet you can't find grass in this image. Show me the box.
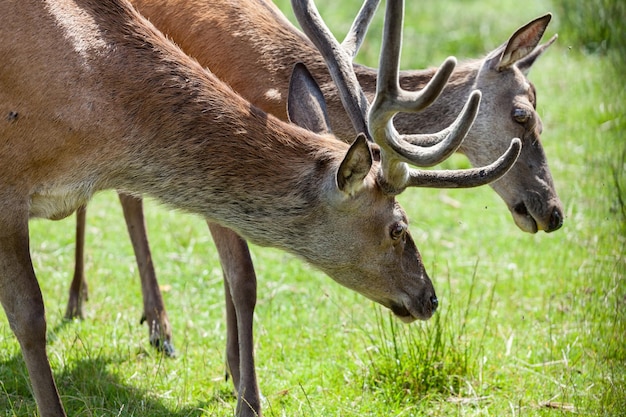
[1,0,624,416]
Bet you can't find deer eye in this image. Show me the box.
[390,222,407,240]
[513,107,531,124]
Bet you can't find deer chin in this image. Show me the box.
[389,296,437,323]
[512,201,539,233]
[391,305,420,323]
[512,196,564,233]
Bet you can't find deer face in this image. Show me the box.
[318,208,438,322]
[466,59,563,233]
[306,141,438,322]
[460,14,563,233]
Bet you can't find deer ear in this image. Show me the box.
[516,34,557,75]
[287,62,332,134]
[486,13,553,72]
[336,133,372,195]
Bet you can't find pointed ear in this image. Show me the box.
[287,62,333,134]
[337,133,372,195]
[486,13,553,71]
[516,34,557,75]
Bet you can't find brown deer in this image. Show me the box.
[0,0,520,415]
[66,0,562,365]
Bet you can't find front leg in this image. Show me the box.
[0,214,66,417]
[118,192,175,357]
[208,222,261,417]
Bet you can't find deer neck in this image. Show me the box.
[128,0,481,148]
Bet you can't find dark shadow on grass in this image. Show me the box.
[0,351,233,416]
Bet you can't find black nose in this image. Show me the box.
[547,207,563,232]
[430,296,439,312]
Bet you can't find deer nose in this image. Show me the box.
[430,295,439,312]
[547,207,563,232]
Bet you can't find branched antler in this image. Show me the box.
[292,0,522,194]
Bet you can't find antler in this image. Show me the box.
[292,0,522,194]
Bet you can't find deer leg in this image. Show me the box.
[118,192,175,357]
[208,222,260,417]
[0,216,66,417]
[65,204,89,320]
[223,274,240,385]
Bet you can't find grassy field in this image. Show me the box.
[1,0,624,416]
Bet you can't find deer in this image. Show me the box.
[0,0,522,415]
[66,0,563,367]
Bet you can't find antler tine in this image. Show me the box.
[374,88,481,168]
[342,0,381,58]
[291,0,379,138]
[407,138,522,188]
[369,1,458,114]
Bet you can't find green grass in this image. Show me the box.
[1,0,624,416]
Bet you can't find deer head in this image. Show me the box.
[390,14,562,232]
[468,15,562,232]
[291,1,562,233]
